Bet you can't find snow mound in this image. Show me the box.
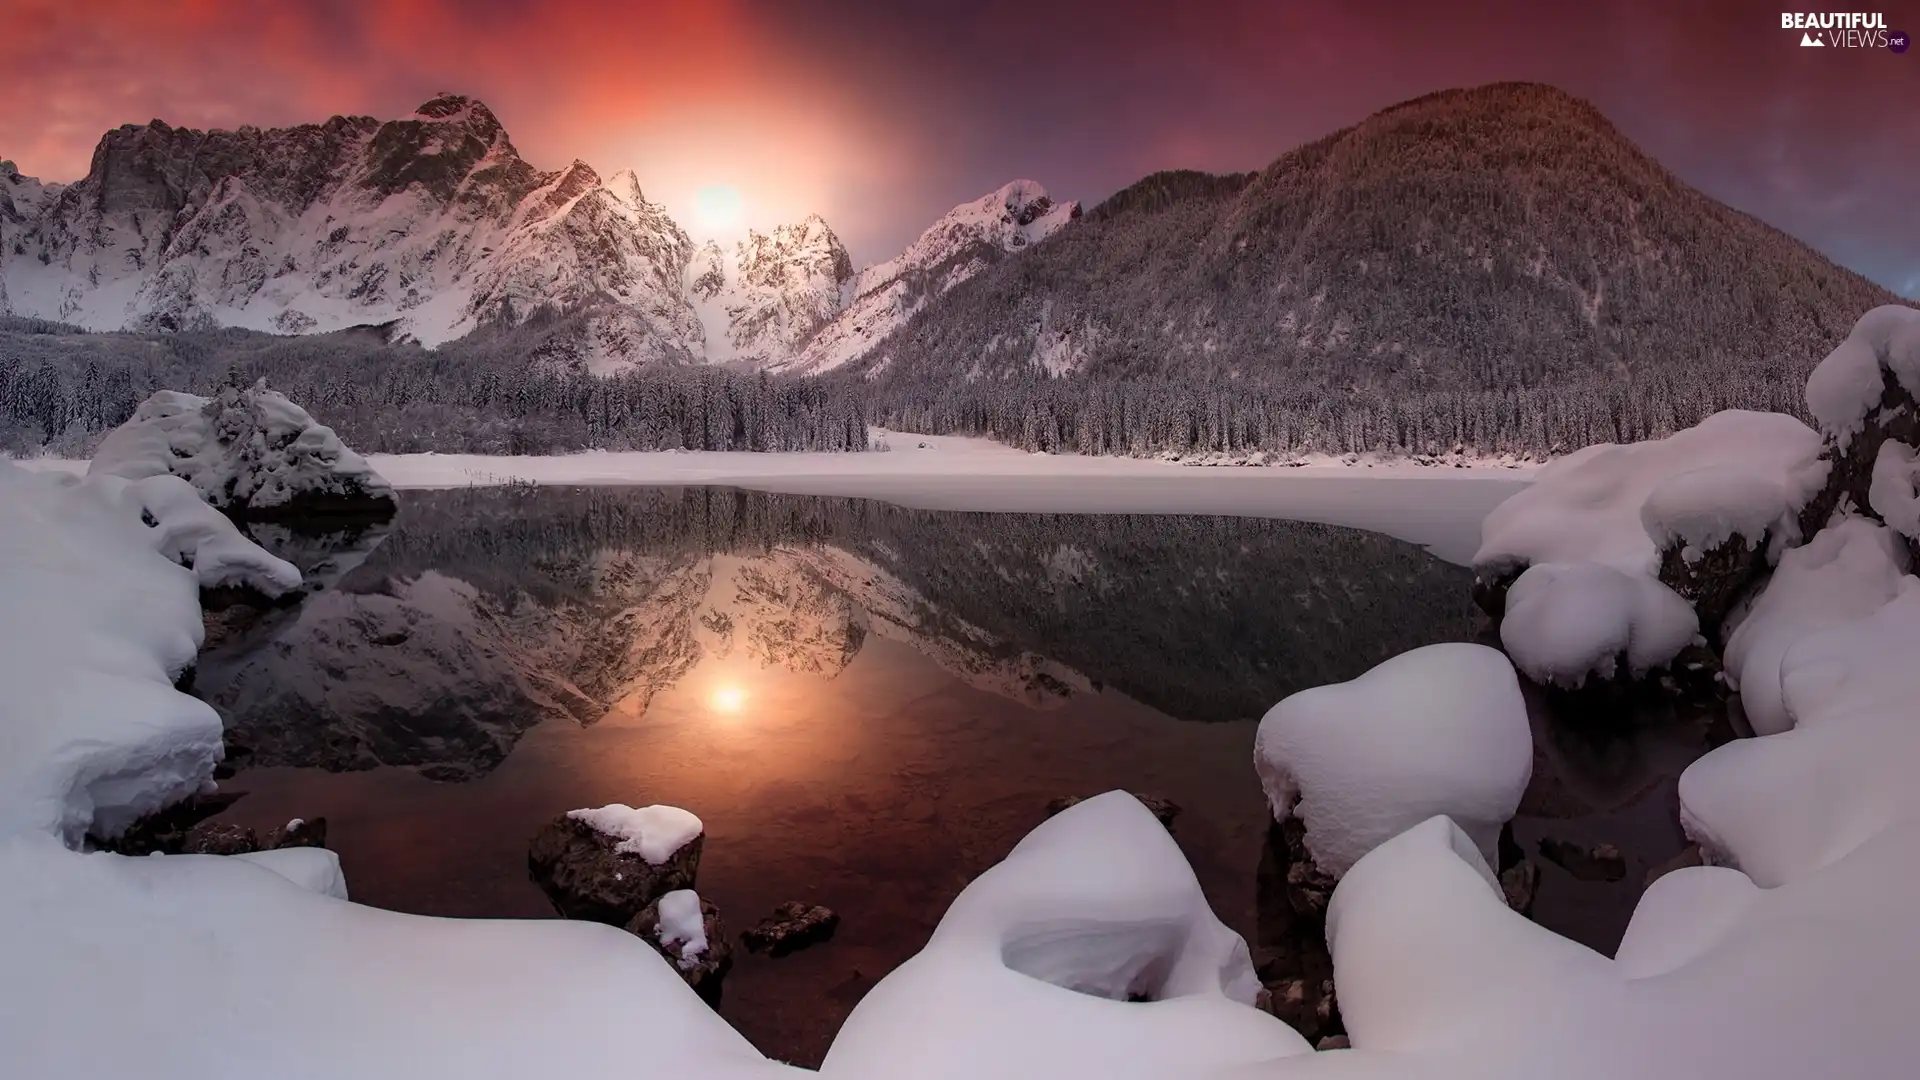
[819,791,1309,1080]
[1868,439,1920,539]
[91,383,394,516]
[1804,304,1920,448]
[105,473,302,596]
[567,803,703,865]
[1501,562,1699,687]
[0,463,296,842]
[1684,586,1920,886]
[1720,517,1911,736]
[231,846,350,900]
[1639,466,1797,561]
[1253,643,1532,877]
[656,888,709,967]
[1476,410,1827,575]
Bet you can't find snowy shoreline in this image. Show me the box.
[12,435,1533,566]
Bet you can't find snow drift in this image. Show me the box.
[1253,643,1532,876]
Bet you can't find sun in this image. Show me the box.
[693,184,746,236]
[709,683,748,714]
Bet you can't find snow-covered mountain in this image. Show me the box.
[0,96,706,369]
[0,98,1078,373]
[687,216,854,366]
[777,180,1080,375]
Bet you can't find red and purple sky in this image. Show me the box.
[3,0,1914,295]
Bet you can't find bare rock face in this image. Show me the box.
[526,814,702,926]
[741,902,841,957]
[1044,792,1181,829]
[1655,536,1768,635]
[627,893,732,1008]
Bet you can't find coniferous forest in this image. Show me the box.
[0,310,1823,462]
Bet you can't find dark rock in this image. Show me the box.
[1500,858,1540,915]
[264,816,329,850]
[94,791,245,855]
[1799,378,1920,545]
[1044,793,1181,828]
[627,893,732,1008]
[1471,559,1524,619]
[180,820,260,855]
[1317,1035,1352,1052]
[1259,976,1341,1045]
[741,901,841,957]
[1538,837,1628,882]
[1274,817,1336,917]
[1655,535,1768,637]
[1644,843,1705,889]
[527,813,702,927]
[1253,819,1344,1043]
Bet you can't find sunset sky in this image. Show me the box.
[3,0,1914,296]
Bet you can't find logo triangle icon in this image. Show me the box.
[1801,31,1824,45]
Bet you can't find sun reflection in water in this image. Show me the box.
[710,683,749,714]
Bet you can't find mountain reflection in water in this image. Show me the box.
[200,486,1706,1067]
[201,486,1482,781]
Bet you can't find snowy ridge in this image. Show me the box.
[781,180,1080,375]
[0,95,704,368]
[1,102,1076,374]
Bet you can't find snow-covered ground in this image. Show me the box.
[15,433,1532,566]
[18,306,1920,1079]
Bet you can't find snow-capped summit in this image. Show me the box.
[777,179,1081,374]
[687,215,855,365]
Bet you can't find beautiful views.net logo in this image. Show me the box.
[1781,12,1911,50]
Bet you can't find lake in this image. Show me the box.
[196,485,1715,1066]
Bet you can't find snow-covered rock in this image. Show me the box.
[1868,439,1920,542]
[1720,517,1911,736]
[526,804,704,926]
[1804,304,1920,449]
[1798,304,1920,537]
[630,888,732,1007]
[780,180,1080,375]
[91,383,395,518]
[1253,643,1532,877]
[1474,410,1826,681]
[1500,561,1699,688]
[567,803,703,864]
[820,791,1309,1080]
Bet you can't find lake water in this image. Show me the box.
[197,486,1715,1066]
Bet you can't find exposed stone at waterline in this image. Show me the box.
[526,813,702,926]
[180,821,260,855]
[741,901,841,957]
[1044,792,1181,829]
[1538,837,1627,882]
[628,893,732,1008]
